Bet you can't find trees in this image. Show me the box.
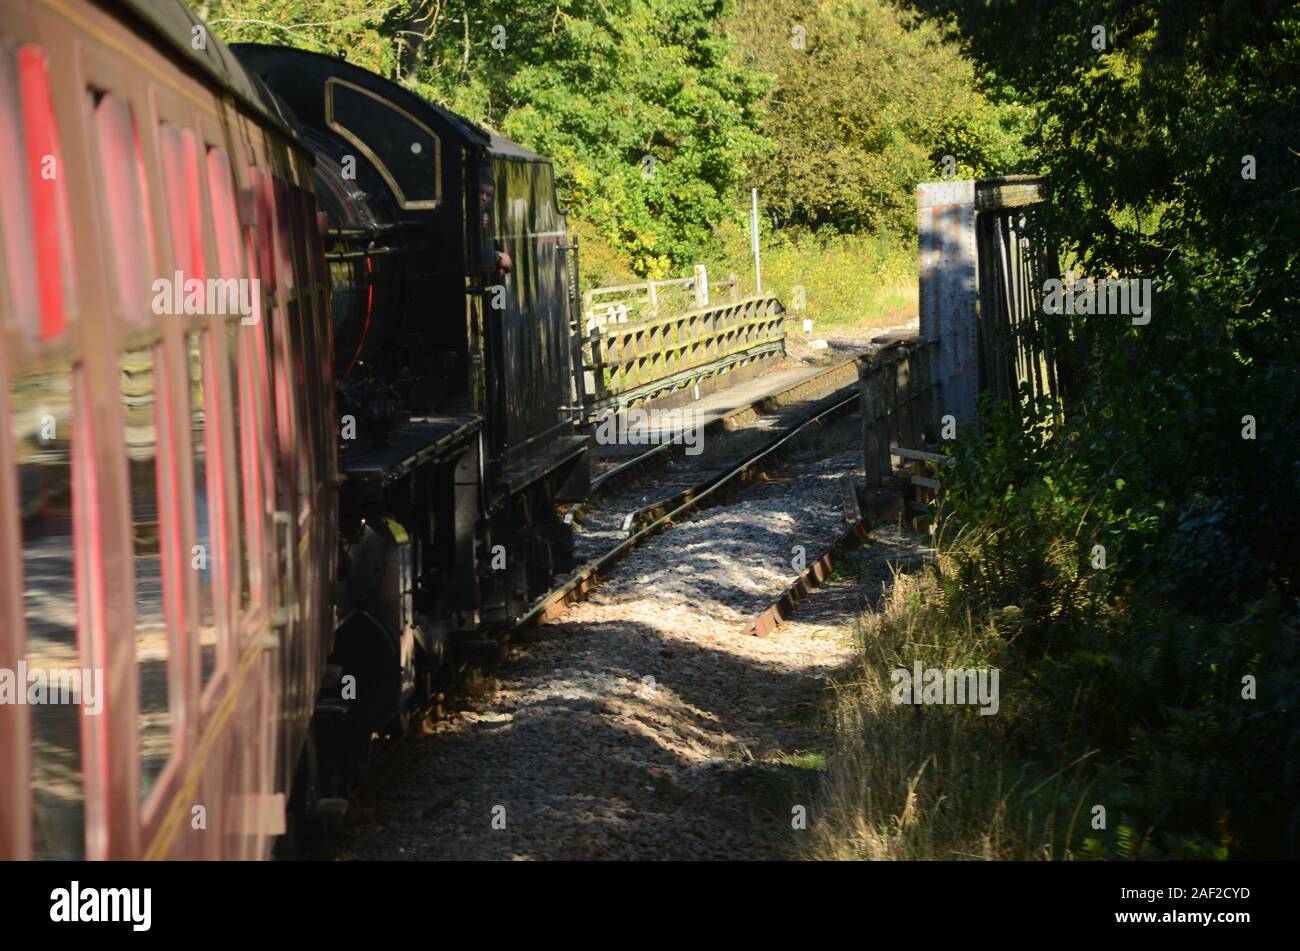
[907,0,1300,857]
[201,0,767,276]
[727,0,1036,238]
[907,0,1300,613]
[490,0,768,276]
[199,0,1030,272]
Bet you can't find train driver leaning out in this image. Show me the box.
[478,167,513,282]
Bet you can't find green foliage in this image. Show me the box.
[728,0,1038,237]
[933,388,1299,859]
[199,0,768,276]
[714,220,917,328]
[906,0,1300,448]
[195,1,419,76]
[882,0,1300,858]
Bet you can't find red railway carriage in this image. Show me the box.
[0,0,335,859]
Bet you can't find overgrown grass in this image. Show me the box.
[804,556,1087,860]
[715,220,917,332]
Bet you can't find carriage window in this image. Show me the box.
[324,77,440,209]
[164,131,221,690]
[287,299,314,506]
[249,163,291,529]
[120,345,172,800]
[186,332,219,688]
[13,367,84,858]
[159,122,205,283]
[208,148,253,612]
[207,146,241,280]
[289,184,312,288]
[241,217,273,599]
[290,183,325,484]
[225,322,250,613]
[304,195,325,287]
[249,166,276,294]
[93,92,154,324]
[0,42,38,339]
[16,45,76,340]
[272,175,297,296]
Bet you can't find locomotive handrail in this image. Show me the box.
[325,222,420,242]
[325,247,396,261]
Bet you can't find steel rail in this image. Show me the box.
[516,386,861,629]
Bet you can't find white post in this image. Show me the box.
[751,188,762,295]
[693,265,709,309]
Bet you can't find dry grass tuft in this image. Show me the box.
[803,557,1087,860]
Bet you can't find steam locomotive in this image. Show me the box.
[0,0,588,859]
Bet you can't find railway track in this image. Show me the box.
[566,359,861,562]
[312,359,885,851]
[531,387,861,627]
